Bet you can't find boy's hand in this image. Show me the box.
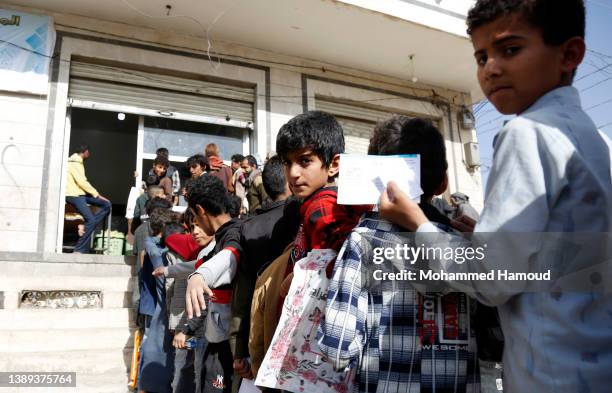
[451,215,477,233]
[233,358,253,379]
[186,273,213,319]
[279,272,293,298]
[152,266,167,277]
[173,331,187,349]
[379,181,428,231]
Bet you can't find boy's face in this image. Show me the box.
[192,205,215,236]
[283,148,339,199]
[153,164,167,177]
[231,161,241,171]
[190,164,204,178]
[190,221,213,246]
[472,13,572,115]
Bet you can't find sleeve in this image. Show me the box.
[159,177,173,198]
[249,274,267,377]
[144,237,165,269]
[229,263,256,359]
[193,249,239,288]
[167,260,197,279]
[415,118,556,306]
[73,163,99,197]
[317,232,367,370]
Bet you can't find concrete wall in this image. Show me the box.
[0,6,483,254]
[0,92,49,252]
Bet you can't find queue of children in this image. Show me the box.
[129,1,611,392]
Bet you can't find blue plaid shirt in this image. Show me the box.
[317,212,480,393]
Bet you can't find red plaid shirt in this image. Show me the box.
[291,187,372,264]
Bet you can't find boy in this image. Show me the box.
[148,147,181,197]
[276,111,371,269]
[152,155,173,200]
[379,1,612,392]
[138,208,178,393]
[231,155,300,380]
[185,175,243,393]
[187,154,208,179]
[318,116,481,393]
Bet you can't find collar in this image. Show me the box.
[215,218,241,241]
[524,86,581,114]
[255,198,287,214]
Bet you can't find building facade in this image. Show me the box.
[1,0,483,254]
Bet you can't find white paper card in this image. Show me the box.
[338,154,422,205]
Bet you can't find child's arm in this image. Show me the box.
[380,119,551,306]
[144,237,165,269]
[186,247,241,318]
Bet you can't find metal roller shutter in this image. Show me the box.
[68,61,255,125]
[316,97,400,154]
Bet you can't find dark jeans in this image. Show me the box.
[65,195,111,253]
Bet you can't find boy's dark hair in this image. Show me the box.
[245,154,258,169]
[182,208,194,229]
[231,154,245,163]
[149,208,177,236]
[467,0,585,46]
[145,174,159,187]
[162,221,185,243]
[153,155,169,169]
[156,147,169,158]
[276,111,344,167]
[186,175,230,216]
[228,194,241,218]
[145,196,172,216]
[369,116,447,199]
[73,144,89,154]
[186,154,208,170]
[262,155,287,200]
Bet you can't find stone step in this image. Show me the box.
[1,259,136,277]
[5,371,132,393]
[0,348,133,374]
[0,327,137,353]
[0,308,136,330]
[0,275,136,293]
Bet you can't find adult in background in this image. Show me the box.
[231,154,248,215]
[205,143,235,193]
[65,144,111,254]
[245,154,268,214]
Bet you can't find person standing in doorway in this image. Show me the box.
[65,144,111,254]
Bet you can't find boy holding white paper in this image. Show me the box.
[318,116,483,393]
[276,111,371,281]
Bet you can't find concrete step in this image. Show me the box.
[3,371,132,393]
[0,327,137,353]
[0,275,135,292]
[0,308,136,330]
[0,348,133,374]
[1,259,136,277]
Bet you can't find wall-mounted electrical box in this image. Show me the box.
[464,142,480,167]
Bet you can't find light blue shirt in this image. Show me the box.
[418,86,612,393]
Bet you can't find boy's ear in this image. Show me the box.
[327,154,341,179]
[195,204,206,218]
[433,172,449,196]
[560,37,586,77]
